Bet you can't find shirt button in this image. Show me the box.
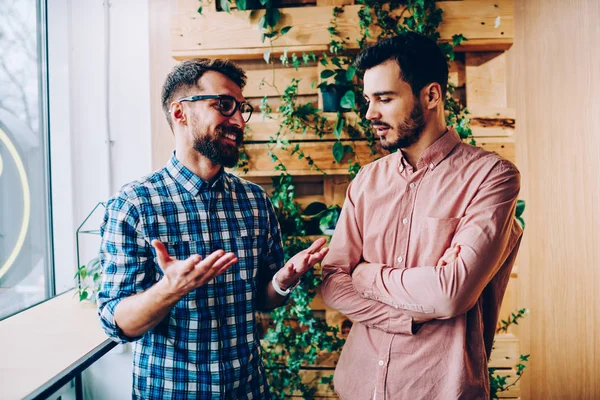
[402,218,409,225]
[378,360,385,366]
[409,183,415,189]
[429,163,435,170]
[397,256,403,263]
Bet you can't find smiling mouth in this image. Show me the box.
[221,133,239,144]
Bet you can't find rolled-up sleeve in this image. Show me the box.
[97,194,155,343]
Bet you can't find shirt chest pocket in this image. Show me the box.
[420,217,461,266]
[233,227,266,281]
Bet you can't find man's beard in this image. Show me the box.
[193,125,244,168]
[375,101,426,151]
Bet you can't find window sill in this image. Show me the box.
[0,290,116,400]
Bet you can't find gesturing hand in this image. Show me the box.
[151,240,238,297]
[275,237,329,290]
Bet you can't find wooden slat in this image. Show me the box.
[489,333,520,369]
[316,0,354,6]
[173,1,514,59]
[323,175,350,206]
[475,137,515,163]
[448,57,466,88]
[245,112,361,142]
[241,140,379,176]
[245,112,514,142]
[466,51,507,108]
[469,107,515,137]
[239,136,514,177]
[244,66,318,98]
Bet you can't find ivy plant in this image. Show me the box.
[201,1,525,398]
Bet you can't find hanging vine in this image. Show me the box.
[197,1,524,398]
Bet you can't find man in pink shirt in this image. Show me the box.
[320,32,523,399]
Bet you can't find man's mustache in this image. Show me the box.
[371,121,392,129]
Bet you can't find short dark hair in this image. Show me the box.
[161,58,247,128]
[355,32,448,99]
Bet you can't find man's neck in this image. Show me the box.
[402,122,448,168]
[176,148,222,183]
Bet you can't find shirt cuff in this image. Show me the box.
[98,298,144,343]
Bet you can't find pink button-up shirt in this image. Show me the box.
[321,127,522,400]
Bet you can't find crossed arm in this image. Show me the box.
[321,161,521,335]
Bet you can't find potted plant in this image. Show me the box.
[318,67,357,113]
[74,257,102,302]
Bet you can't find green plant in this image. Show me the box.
[490,308,530,399]
[515,199,526,229]
[74,257,102,302]
[202,1,525,397]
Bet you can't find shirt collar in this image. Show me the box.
[166,153,231,196]
[396,127,461,172]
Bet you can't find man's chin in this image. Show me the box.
[380,137,400,152]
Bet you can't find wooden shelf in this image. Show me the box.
[172,0,514,60]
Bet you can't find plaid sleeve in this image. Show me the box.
[97,193,155,343]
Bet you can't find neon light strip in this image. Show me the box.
[0,127,31,279]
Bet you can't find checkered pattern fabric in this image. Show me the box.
[98,154,284,399]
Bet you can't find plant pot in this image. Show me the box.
[321,86,352,113]
[301,202,329,235]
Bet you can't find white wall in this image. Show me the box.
[48,0,153,398]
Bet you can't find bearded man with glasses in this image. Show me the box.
[97,58,328,400]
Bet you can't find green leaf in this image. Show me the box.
[320,70,335,79]
[79,291,89,301]
[280,26,292,35]
[340,90,355,109]
[236,0,247,10]
[259,15,268,30]
[263,50,271,64]
[332,141,345,164]
[266,8,281,28]
[220,0,231,13]
[516,199,525,217]
[452,33,468,47]
[197,6,203,14]
[302,52,310,65]
[333,114,344,139]
[345,66,357,81]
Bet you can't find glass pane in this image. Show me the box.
[0,0,52,319]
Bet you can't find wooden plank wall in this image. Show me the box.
[512,1,600,399]
[154,0,523,398]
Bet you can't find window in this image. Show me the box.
[0,0,54,319]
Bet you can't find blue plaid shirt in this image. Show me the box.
[98,154,285,399]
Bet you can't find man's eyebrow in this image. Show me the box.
[372,91,397,97]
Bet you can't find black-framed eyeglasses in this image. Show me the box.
[178,94,253,122]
